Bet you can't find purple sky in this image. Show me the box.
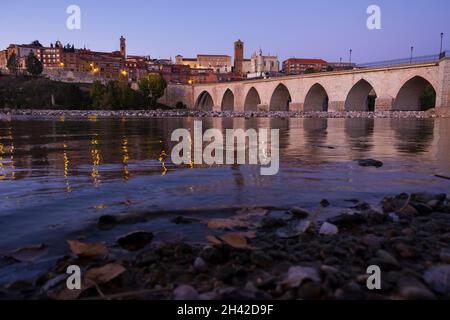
[1,0,448,63]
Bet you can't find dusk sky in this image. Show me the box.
[1,0,449,63]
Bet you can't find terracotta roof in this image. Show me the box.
[285,58,328,64]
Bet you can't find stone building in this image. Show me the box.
[247,49,280,78]
[176,54,232,74]
[282,58,329,75]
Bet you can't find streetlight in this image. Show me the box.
[440,33,444,56]
[349,49,353,64]
[410,46,414,64]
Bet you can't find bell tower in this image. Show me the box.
[120,36,126,59]
[234,39,244,74]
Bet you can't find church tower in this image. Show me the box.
[120,36,126,59]
[234,39,244,74]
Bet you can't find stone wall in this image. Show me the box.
[160,84,193,108]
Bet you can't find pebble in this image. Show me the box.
[116,231,154,251]
[357,159,383,168]
[423,265,450,295]
[440,249,450,264]
[173,285,200,300]
[194,257,208,273]
[1,109,441,119]
[319,222,339,236]
[290,207,310,219]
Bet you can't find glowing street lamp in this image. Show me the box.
[121,70,128,77]
[188,79,193,85]
[59,62,65,68]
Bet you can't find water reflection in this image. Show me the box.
[0,117,448,189]
[344,118,375,154]
[391,119,434,154]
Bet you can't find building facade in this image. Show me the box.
[176,54,232,74]
[282,58,329,75]
[246,49,280,78]
[234,39,244,74]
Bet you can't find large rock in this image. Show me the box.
[423,265,450,295]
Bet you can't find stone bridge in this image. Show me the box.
[164,57,450,115]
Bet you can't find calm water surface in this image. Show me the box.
[0,117,449,279]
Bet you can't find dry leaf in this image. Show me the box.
[7,244,49,262]
[207,219,248,230]
[219,233,249,249]
[236,208,268,219]
[94,204,108,209]
[49,263,126,300]
[84,263,126,285]
[67,240,108,259]
[206,235,222,245]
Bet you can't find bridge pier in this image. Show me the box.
[257,104,269,112]
[375,97,394,112]
[328,101,345,112]
[436,58,450,116]
[290,102,303,112]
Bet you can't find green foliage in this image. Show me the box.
[138,74,167,106]
[0,76,91,109]
[25,52,43,76]
[90,81,106,108]
[7,53,19,75]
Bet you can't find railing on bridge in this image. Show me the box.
[357,51,447,69]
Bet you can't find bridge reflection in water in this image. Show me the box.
[0,117,449,186]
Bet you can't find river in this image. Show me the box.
[0,116,449,283]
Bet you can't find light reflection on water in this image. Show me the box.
[0,117,449,253]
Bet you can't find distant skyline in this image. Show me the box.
[1,0,449,63]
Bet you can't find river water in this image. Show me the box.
[0,116,449,282]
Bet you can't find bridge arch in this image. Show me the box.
[269,84,291,111]
[195,91,215,111]
[221,89,235,111]
[393,76,436,111]
[344,79,377,112]
[304,83,329,112]
[244,87,261,111]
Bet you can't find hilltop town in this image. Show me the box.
[0,36,353,85]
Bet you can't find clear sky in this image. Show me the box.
[1,0,449,63]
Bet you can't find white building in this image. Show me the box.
[247,49,280,79]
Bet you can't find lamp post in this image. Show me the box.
[349,49,352,64]
[440,33,444,56]
[410,46,414,64]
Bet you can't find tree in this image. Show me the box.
[90,80,106,108]
[101,81,120,110]
[30,40,43,47]
[7,53,19,76]
[25,51,43,76]
[138,74,167,107]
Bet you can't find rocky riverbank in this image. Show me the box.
[0,108,441,119]
[1,192,450,300]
